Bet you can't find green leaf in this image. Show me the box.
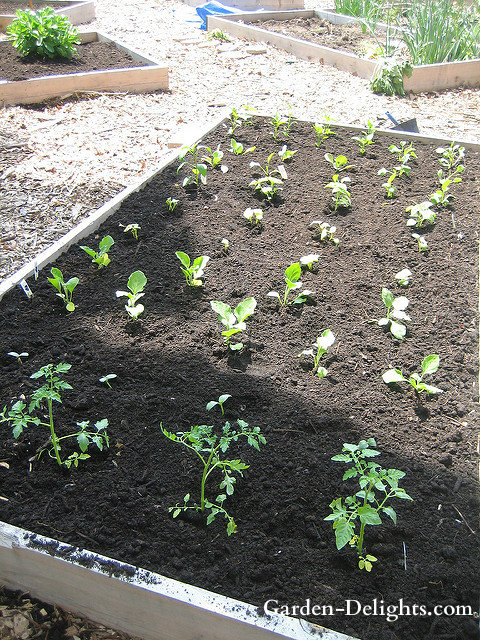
[420,384,443,395]
[331,453,351,462]
[342,467,357,480]
[357,505,382,525]
[210,300,231,322]
[77,432,90,452]
[390,321,406,340]
[421,354,440,375]
[99,235,114,253]
[381,288,394,309]
[234,297,257,323]
[333,519,355,550]
[175,251,190,269]
[382,369,404,384]
[285,262,301,284]
[382,506,397,523]
[66,301,75,312]
[80,246,96,258]
[127,271,147,295]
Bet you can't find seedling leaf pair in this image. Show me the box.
[210,297,257,350]
[116,270,147,320]
[383,354,442,394]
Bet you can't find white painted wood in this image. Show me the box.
[0,0,95,29]
[184,0,304,9]
[0,31,168,107]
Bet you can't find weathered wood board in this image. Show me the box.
[0,0,95,30]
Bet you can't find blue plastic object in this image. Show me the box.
[196,1,238,30]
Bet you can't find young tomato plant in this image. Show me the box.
[310,220,340,245]
[324,153,354,172]
[80,235,114,269]
[210,297,257,351]
[175,251,210,286]
[267,262,313,306]
[177,144,208,187]
[299,329,335,377]
[325,438,412,571]
[115,270,147,320]
[48,267,79,312]
[383,355,443,394]
[406,201,436,228]
[206,394,231,415]
[373,288,410,340]
[352,121,377,154]
[0,363,109,468]
[161,418,266,536]
[324,175,351,210]
[243,207,263,227]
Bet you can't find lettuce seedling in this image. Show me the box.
[313,116,337,146]
[0,363,109,468]
[7,351,28,364]
[389,140,417,165]
[378,168,397,198]
[352,121,377,154]
[411,232,428,252]
[278,145,297,162]
[99,374,117,389]
[310,220,340,245]
[243,207,263,226]
[175,252,210,287]
[122,223,141,240]
[210,297,257,351]
[116,270,147,320]
[267,262,313,306]
[324,174,351,210]
[395,268,411,287]
[383,354,442,394]
[299,329,335,377]
[161,418,265,536]
[230,139,255,155]
[325,438,412,571]
[406,201,436,228]
[166,197,179,212]
[206,394,231,415]
[374,288,410,339]
[48,267,79,312]
[80,235,114,269]
[324,153,355,172]
[299,254,320,270]
[177,143,208,186]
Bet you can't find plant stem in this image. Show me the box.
[47,398,62,466]
[200,450,215,512]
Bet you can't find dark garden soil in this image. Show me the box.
[0,117,479,640]
[0,40,148,82]
[0,1,73,12]
[245,17,377,57]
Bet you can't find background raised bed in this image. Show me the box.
[0,0,95,30]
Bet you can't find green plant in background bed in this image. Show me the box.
[352,121,377,154]
[383,354,442,394]
[7,7,80,59]
[267,262,313,306]
[115,270,147,320]
[0,363,109,468]
[48,267,78,312]
[177,144,208,187]
[80,235,114,269]
[373,288,410,339]
[325,438,412,571]
[370,59,412,97]
[175,251,210,287]
[161,417,265,536]
[299,329,335,377]
[210,298,257,351]
[324,174,352,210]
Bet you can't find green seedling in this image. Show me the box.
[201,145,225,169]
[411,233,428,252]
[121,223,140,240]
[206,394,231,415]
[267,262,313,306]
[228,106,255,136]
[221,238,229,254]
[175,251,210,287]
[278,145,297,162]
[352,121,377,154]
[230,139,255,155]
[383,354,442,394]
[429,167,464,206]
[310,220,340,245]
[243,207,263,226]
[299,329,335,377]
[313,116,337,146]
[177,144,208,187]
[210,297,257,351]
[207,28,231,42]
[161,417,265,536]
[166,197,179,212]
[324,153,355,172]
[378,168,397,198]
[373,288,410,340]
[249,153,287,200]
[7,351,28,364]
[324,174,352,210]
[395,268,412,287]
[0,363,109,468]
[115,270,147,320]
[299,254,320,270]
[325,438,412,571]
[48,267,79,312]
[99,374,117,389]
[271,112,289,140]
[406,201,436,228]
[80,235,114,269]
[389,141,417,165]
[436,142,465,172]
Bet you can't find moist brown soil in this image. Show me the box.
[0,117,479,640]
[247,17,378,56]
[0,40,148,82]
[0,1,72,12]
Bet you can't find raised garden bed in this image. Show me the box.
[0,0,95,30]
[206,9,480,93]
[183,0,304,12]
[0,114,479,640]
[0,30,168,106]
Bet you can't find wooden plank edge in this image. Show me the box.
[0,110,231,302]
[0,1,94,29]
[0,522,359,640]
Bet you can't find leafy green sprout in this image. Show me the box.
[161,418,265,536]
[228,106,255,136]
[378,167,397,198]
[411,233,428,252]
[324,174,352,210]
[325,438,412,571]
[406,201,436,228]
[80,235,114,269]
[121,224,141,240]
[436,142,465,172]
[115,270,147,320]
[299,254,320,270]
[395,268,411,287]
[99,374,117,389]
[383,354,442,394]
[278,145,297,162]
[270,112,289,140]
[175,251,210,287]
[267,262,313,306]
[243,207,263,226]
[374,288,410,340]
[206,394,231,415]
[221,238,229,254]
[324,153,355,172]
[7,351,28,364]
[207,28,231,42]
[313,116,337,146]
[299,329,335,378]
[310,220,340,245]
[249,153,287,200]
[352,121,377,154]
[230,139,256,156]
[48,267,79,312]
[430,167,464,206]
[0,363,109,468]
[201,145,224,169]
[389,141,417,165]
[210,297,257,351]
[166,197,179,212]
[177,143,208,187]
